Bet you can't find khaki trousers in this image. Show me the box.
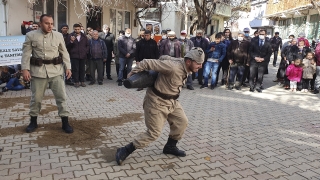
[133,88,188,149]
[29,75,69,117]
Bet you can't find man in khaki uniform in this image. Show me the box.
[21,14,73,133]
[115,47,205,165]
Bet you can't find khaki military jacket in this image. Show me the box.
[131,58,190,96]
[21,29,71,78]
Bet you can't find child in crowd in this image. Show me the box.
[286,59,303,92]
[302,52,316,92]
[0,66,11,85]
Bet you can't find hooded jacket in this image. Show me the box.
[286,64,303,82]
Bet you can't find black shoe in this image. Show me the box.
[2,87,8,92]
[61,117,73,133]
[235,86,241,90]
[118,81,123,86]
[89,81,95,85]
[98,82,103,85]
[137,88,144,91]
[187,85,194,90]
[26,116,38,133]
[107,76,113,80]
[198,81,203,85]
[259,86,264,90]
[221,79,225,85]
[200,85,208,89]
[163,138,186,157]
[249,88,255,92]
[227,86,233,90]
[273,64,276,67]
[210,85,215,90]
[256,88,262,93]
[115,142,136,165]
[314,89,319,94]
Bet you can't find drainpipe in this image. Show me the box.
[2,0,7,36]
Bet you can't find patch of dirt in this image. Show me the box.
[0,95,54,109]
[98,147,117,162]
[0,113,143,151]
[39,104,58,115]
[107,98,116,102]
[9,116,29,122]
[11,108,27,113]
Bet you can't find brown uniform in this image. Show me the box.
[130,58,190,149]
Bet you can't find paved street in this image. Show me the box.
[0,63,320,180]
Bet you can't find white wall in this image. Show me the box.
[161,3,182,35]
[7,0,33,36]
[0,2,6,36]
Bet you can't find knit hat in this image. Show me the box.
[185,47,205,64]
[167,31,176,36]
[238,31,245,35]
[60,24,68,29]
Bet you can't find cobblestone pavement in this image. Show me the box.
[0,62,320,180]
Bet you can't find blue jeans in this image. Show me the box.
[228,64,245,87]
[118,57,133,81]
[203,61,220,86]
[5,78,24,91]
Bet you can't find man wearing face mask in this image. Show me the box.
[243,28,252,42]
[248,29,272,92]
[227,31,250,90]
[179,30,195,90]
[99,24,115,80]
[117,28,136,86]
[190,30,210,85]
[159,31,181,58]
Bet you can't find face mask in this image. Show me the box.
[80,30,84,33]
[169,37,175,41]
[238,37,244,41]
[162,35,167,39]
[180,36,185,40]
[259,35,265,40]
[196,36,202,39]
[125,33,131,37]
[245,33,249,37]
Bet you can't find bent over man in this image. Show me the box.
[21,14,73,133]
[115,47,205,165]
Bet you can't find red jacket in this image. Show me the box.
[286,64,303,82]
[298,38,310,48]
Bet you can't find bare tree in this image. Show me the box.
[227,0,250,29]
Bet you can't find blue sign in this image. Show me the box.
[0,35,25,66]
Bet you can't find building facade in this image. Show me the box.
[0,0,140,37]
[265,0,320,40]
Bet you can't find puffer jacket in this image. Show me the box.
[302,58,316,79]
[286,64,303,82]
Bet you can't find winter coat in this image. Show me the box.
[179,38,194,57]
[113,39,120,64]
[227,40,250,65]
[297,46,311,60]
[66,32,89,59]
[281,45,299,63]
[135,39,160,62]
[206,42,226,63]
[159,38,181,58]
[99,32,115,52]
[302,58,316,79]
[298,38,310,48]
[118,36,136,58]
[270,36,283,51]
[190,37,210,60]
[286,64,303,82]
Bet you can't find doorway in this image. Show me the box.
[86,5,102,32]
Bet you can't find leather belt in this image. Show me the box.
[30,56,63,66]
[152,87,179,100]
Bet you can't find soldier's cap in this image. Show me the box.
[243,27,250,32]
[184,47,205,64]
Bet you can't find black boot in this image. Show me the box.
[314,89,319,94]
[61,117,73,133]
[26,116,38,133]
[163,138,186,157]
[115,142,136,165]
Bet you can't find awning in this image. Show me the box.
[264,4,314,19]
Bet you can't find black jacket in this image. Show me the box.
[270,36,283,51]
[190,37,210,60]
[135,39,160,62]
[99,32,115,52]
[227,40,251,65]
[249,37,272,65]
[281,45,299,63]
[297,46,311,60]
[118,36,136,58]
[66,32,89,59]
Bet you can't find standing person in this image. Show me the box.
[298,32,310,48]
[88,30,108,85]
[227,31,250,90]
[190,30,210,85]
[314,42,320,94]
[159,31,181,58]
[117,28,136,86]
[270,32,283,67]
[115,47,205,165]
[297,40,311,60]
[21,14,73,133]
[99,24,115,80]
[301,52,316,92]
[21,21,34,35]
[218,29,233,86]
[86,27,93,40]
[60,24,69,43]
[85,27,94,81]
[281,38,299,89]
[66,23,89,88]
[286,59,303,92]
[179,30,195,90]
[135,30,160,91]
[114,30,125,80]
[201,33,226,90]
[248,29,272,93]
[158,30,168,48]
